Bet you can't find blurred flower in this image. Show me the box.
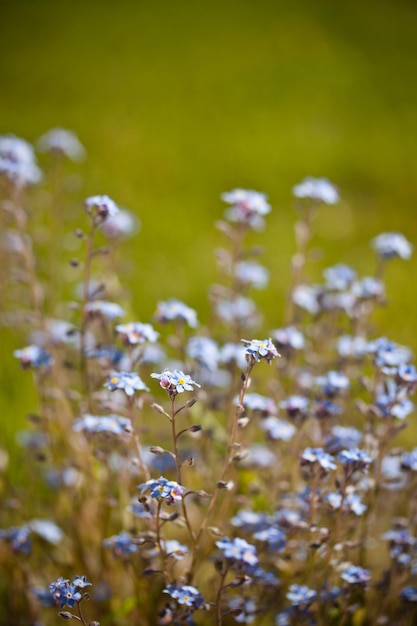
[103,531,138,557]
[352,277,385,299]
[316,370,350,396]
[115,322,159,345]
[260,417,296,441]
[216,536,258,566]
[242,393,277,414]
[219,342,248,369]
[85,300,125,320]
[164,540,189,560]
[301,448,336,472]
[73,414,132,437]
[14,345,53,369]
[401,448,417,472]
[0,134,42,186]
[337,335,368,358]
[279,395,309,419]
[235,261,269,289]
[36,128,85,161]
[286,584,317,607]
[186,336,220,371]
[338,448,373,473]
[222,188,271,230]
[28,519,63,545]
[216,296,259,327]
[253,526,286,551]
[271,326,305,351]
[154,298,198,328]
[292,177,339,204]
[324,264,356,290]
[401,587,417,603]
[326,491,367,516]
[100,209,140,239]
[340,565,371,586]
[367,337,412,369]
[242,338,280,364]
[105,371,149,396]
[292,284,322,315]
[84,194,119,222]
[371,232,413,260]
[0,525,32,553]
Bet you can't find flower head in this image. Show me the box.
[139,476,184,504]
[49,576,91,608]
[85,300,125,320]
[105,371,149,396]
[115,322,159,345]
[73,414,132,437]
[216,536,258,566]
[221,188,271,230]
[151,369,200,395]
[340,565,371,586]
[371,232,413,260]
[154,299,198,328]
[14,345,53,369]
[292,177,339,205]
[242,338,280,365]
[301,447,337,473]
[0,134,42,186]
[84,194,119,223]
[286,584,317,607]
[37,128,85,161]
[163,584,204,609]
[103,531,139,557]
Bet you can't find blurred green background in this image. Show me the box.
[1,0,417,450]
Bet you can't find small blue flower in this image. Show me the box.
[151,369,200,394]
[14,345,53,369]
[72,575,92,589]
[154,299,198,328]
[235,261,269,289]
[341,565,371,585]
[260,417,296,441]
[316,371,350,396]
[401,587,417,603]
[73,414,132,437]
[0,525,32,553]
[49,577,85,608]
[272,326,305,351]
[115,322,159,345]
[139,476,184,504]
[253,526,286,551]
[37,128,85,161]
[221,188,271,230]
[286,584,317,607]
[216,536,258,566]
[105,371,149,396]
[371,232,413,260]
[301,448,336,472]
[338,448,373,473]
[402,448,417,472]
[323,264,356,291]
[242,393,277,414]
[186,336,220,371]
[279,395,309,419]
[293,177,339,205]
[163,584,204,609]
[242,338,280,364]
[85,300,125,320]
[84,194,119,222]
[103,531,139,557]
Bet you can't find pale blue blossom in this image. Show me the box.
[292,177,339,204]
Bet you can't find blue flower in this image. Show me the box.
[260,417,296,441]
[49,577,83,608]
[316,371,350,396]
[253,527,286,551]
[73,414,132,437]
[0,134,42,186]
[338,448,373,473]
[221,188,271,230]
[103,531,139,557]
[139,476,184,503]
[84,194,119,222]
[371,232,413,260]
[242,393,277,414]
[402,448,417,472]
[216,296,259,327]
[216,536,258,566]
[186,336,220,371]
[242,338,280,364]
[37,128,85,161]
[292,177,339,204]
[301,448,336,472]
[14,345,53,369]
[401,587,417,603]
[163,584,204,608]
[0,525,32,553]
[71,575,92,589]
[235,261,269,289]
[279,395,309,419]
[272,326,305,351]
[85,300,126,320]
[151,369,200,394]
[340,565,371,585]
[105,371,149,396]
[154,299,198,328]
[323,264,356,291]
[286,584,317,607]
[115,322,159,345]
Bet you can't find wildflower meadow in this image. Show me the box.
[1,130,417,626]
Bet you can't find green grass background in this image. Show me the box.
[1,0,417,453]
